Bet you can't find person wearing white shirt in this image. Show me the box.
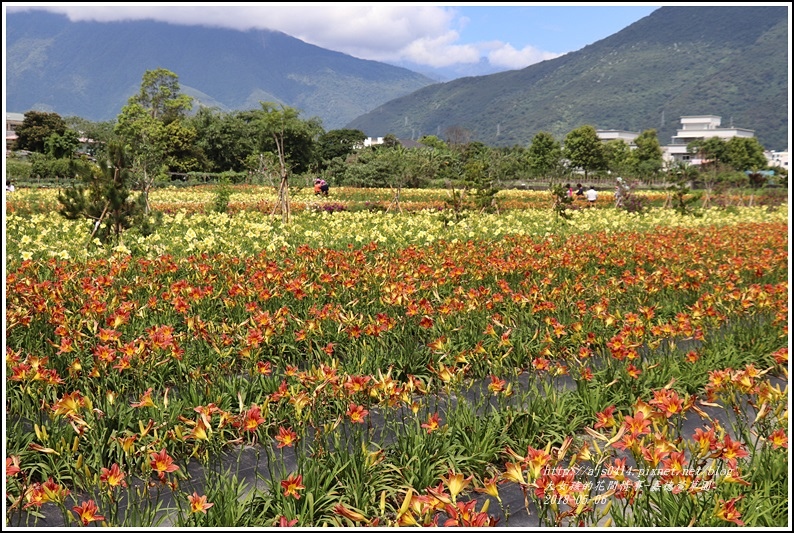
[585,186,597,206]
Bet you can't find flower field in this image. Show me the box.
[4,186,790,527]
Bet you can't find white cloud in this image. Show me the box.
[487,43,561,70]
[6,4,558,71]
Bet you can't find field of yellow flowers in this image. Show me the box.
[4,186,789,527]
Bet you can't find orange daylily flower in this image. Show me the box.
[715,496,744,526]
[346,403,369,424]
[241,405,266,432]
[421,412,441,434]
[275,426,298,448]
[623,411,652,437]
[72,499,105,526]
[501,462,527,486]
[767,428,788,450]
[594,405,616,430]
[6,455,21,477]
[150,448,179,480]
[275,516,299,527]
[99,463,127,488]
[281,473,305,499]
[188,492,214,514]
[487,375,506,395]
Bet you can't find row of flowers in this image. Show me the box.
[4,195,789,526]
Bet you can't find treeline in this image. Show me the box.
[7,69,779,191]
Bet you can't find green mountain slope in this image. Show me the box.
[5,10,436,130]
[346,6,789,151]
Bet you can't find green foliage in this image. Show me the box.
[189,108,258,172]
[14,111,68,153]
[129,68,193,123]
[252,103,324,176]
[550,183,573,220]
[629,129,663,178]
[45,129,80,159]
[5,156,31,182]
[29,153,93,183]
[527,132,562,178]
[212,175,233,213]
[563,125,606,180]
[725,137,767,171]
[316,129,367,169]
[603,139,633,177]
[57,142,147,244]
[665,171,702,216]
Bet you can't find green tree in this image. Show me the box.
[629,129,664,178]
[254,102,321,222]
[688,137,728,167]
[527,132,562,178]
[14,111,68,153]
[724,137,766,171]
[57,142,146,245]
[381,133,401,149]
[316,129,366,168]
[190,108,258,172]
[45,129,80,159]
[603,139,633,177]
[130,68,193,123]
[115,69,193,212]
[563,125,605,181]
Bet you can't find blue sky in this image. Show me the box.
[5,3,664,72]
[454,5,659,56]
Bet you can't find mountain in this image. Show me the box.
[5,10,436,130]
[346,6,789,151]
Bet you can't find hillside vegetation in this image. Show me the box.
[347,6,789,151]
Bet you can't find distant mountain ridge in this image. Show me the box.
[5,10,436,130]
[346,6,789,151]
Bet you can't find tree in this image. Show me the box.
[629,129,664,178]
[130,68,193,123]
[58,142,146,245]
[64,116,117,159]
[45,129,80,159]
[190,108,258,172]
[688,137,728,167]
[724,137,766,172]
[254,103,320,223]
[316,129,366,168]
[563,125,605,181]
[527,132,562,178]
[14,111,67,153]
[115,69,193,212]
[381,133,401,149]
[603,139,633,177]
[444,126,472,148]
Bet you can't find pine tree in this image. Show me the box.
[58,142,147,246]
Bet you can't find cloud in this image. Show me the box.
[486,43,561,70]
[6,5,558,71]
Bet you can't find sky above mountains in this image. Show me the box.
[5,3,663,75]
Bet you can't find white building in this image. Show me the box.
[361,137,384,147]
[765,150,789,171]
[6,112,25,151]
[662,115,755,165]
[596,129,640,145]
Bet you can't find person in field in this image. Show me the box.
[586,185,598,206]
[314,179,329,197]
